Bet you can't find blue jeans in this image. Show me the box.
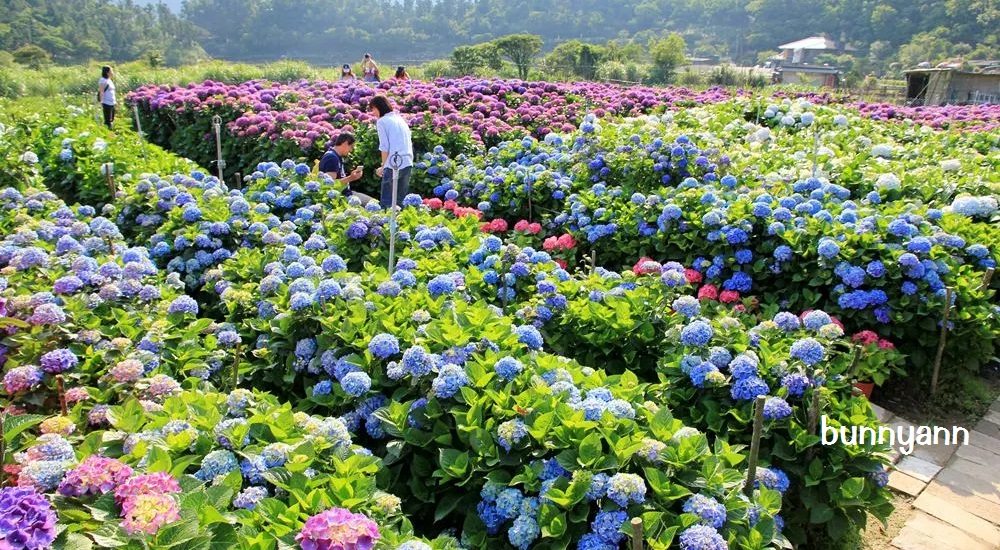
[380,166,411,208]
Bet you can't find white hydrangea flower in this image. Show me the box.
[875,173,901,191]
[940,159,961,171]
[871,143,893,158]
[20,151,38,164]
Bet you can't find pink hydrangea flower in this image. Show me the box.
[120,493,181,535]
[64,387,91,404]
[109,359,144,383]
[113,472,181,507]
[295,507,380,550]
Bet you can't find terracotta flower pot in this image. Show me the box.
[854,381,874,399]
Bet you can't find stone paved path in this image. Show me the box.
[875,399,1000,549]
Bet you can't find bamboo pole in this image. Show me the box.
[931,287,953,396]
[743,395,767,497]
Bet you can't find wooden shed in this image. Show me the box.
[905,68,1000,105]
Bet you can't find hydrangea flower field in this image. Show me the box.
[0,77,997,549]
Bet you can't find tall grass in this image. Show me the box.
[0,60,352,99]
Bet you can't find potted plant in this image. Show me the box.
[848,331,906,398]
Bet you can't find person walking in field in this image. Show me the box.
[367,95,412,208]
[319,132,376,205]
[97,66,116,129]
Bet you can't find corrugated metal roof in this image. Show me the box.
[778,36,839,50]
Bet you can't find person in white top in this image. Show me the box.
[368,95,413,209]
[97,66,116,129]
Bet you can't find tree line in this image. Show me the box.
[0,0,996,78]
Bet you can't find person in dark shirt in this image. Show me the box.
[318,132,376,205]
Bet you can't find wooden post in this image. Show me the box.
[811,126,820,178]
[232,341,242,392]
[527,193,533,223]
[56,375,67,416]
[981,268,995,292]
[931,287,953,396]
[630,517,644,550]
[743,395,767,497]
[104,172,116,197]
[0,411,6,486]
[234,172,242,191]
[590,248,596,275]
[806,387,822,461]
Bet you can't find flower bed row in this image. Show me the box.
[126,78,1000,181]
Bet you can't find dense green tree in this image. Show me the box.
[648,33,686,83]
[491,33,542,79]
[0,0,996,76]
[12,43,50,68]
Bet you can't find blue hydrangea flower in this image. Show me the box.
[167,295,199,315]
[678,524,728,550]
[368,333,400,359]
[817,238,840,259]
[673,296,700,318]
[756,467,790,493]
[494,356,524,381]
[681,320,713,347]
[402,346,434,378]
[605,473,646,506]
[591,509,628,544]
[731,376,769,401]
[497,419,528,452]
[341,371,372,397]
[790,338,825,365]
[432,364,469,399]
[782,373,810,397]
[515,325,544,350]
[763,397,792,420]
[683,494,728,529]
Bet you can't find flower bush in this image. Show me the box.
[0,84,995,549]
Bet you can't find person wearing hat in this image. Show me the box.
[394,66,409,81]
[341,64,357,81]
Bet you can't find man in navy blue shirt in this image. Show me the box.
[319,133,375,205]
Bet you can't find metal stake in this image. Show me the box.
[387,152,402,276]
[211,115,226,182]
[132,103,147,159]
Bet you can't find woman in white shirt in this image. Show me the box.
[97,66,116,129]
[368,95,413,208]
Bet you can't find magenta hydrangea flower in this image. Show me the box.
[295,507,380,550]
[0,486,58,549]
[108,359,144,383]
[58,455,134,497]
